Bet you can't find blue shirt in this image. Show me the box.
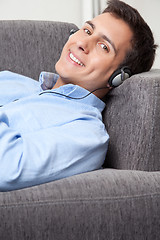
[0,71,109,191]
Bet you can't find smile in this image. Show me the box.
[69,52,85,66]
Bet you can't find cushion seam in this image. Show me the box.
[0,192,160,209]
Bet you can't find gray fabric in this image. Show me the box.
[103,69,160,171]
[0,170,160,240]
[0,20,78,80]
[0,20,160,239]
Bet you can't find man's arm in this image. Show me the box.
[0,112,108,191]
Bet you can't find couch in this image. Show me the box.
[0,20,160,240]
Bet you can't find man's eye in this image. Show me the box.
[84,28,91,35]
[99,43,109,52]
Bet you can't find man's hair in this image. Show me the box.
[103,0,158,74]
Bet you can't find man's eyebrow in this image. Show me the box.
[85,20,117,55]
[85,20,95,30]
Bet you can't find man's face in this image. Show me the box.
[55,12,133,98]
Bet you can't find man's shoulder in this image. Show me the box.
[0,71,41,106]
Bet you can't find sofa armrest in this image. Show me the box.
[0,169,160,239]
[103,69,160,171]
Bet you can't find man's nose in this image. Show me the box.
[76,39,90,54]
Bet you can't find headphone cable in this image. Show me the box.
[0,86,110,107]
[39,86,110,100]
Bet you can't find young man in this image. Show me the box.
[0,0,157,191]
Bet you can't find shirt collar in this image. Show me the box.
[39,72,105,112]
[39,71,59,90]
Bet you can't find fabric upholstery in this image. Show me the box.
[0,170,160,239]
[0,20,78,80]
[103,70,160,171]
[0,20,160,239]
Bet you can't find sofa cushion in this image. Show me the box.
[0,169,160,239]
[0,20,78,80]
[103,69,160,171]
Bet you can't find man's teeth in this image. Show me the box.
[69,53,84,66]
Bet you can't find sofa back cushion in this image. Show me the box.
[103,70,160,171]
[0,20,78,80]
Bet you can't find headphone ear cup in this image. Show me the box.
[69,29,79,36]
[108,67,132,87]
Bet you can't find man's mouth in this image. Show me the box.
[69,52,85,67]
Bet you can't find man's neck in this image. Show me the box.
[52,77,66,89]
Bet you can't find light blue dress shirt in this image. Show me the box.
[0,71,109,191]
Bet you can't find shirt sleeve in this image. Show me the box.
[0,112,109,191]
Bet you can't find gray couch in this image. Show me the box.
[0,20,160,240]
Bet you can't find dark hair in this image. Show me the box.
[103,0,158,74]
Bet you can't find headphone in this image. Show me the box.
[70,29,79,36]
[108,66,132,88]
[0,67,132,106]
[38,66,132,101]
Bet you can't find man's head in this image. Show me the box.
[55,0,157,99]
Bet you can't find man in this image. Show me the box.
[0,0,157,191]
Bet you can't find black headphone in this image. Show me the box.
[70,29,78,36]
[108,66,132,88]
[37,65,132,101]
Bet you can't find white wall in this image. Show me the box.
[0,0,82,27]
[0,0,159,68]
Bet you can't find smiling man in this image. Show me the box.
[0,0,157,191]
